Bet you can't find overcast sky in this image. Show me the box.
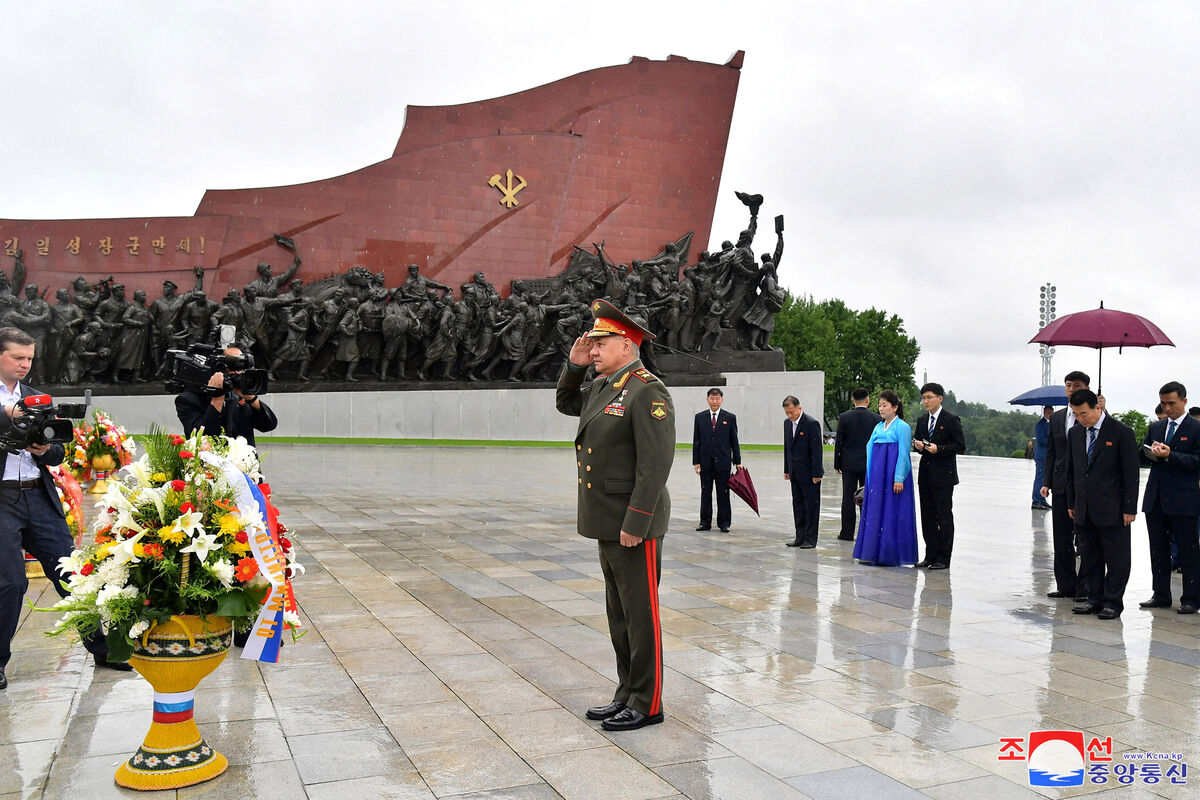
[4,1,1198,415]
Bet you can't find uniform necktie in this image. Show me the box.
[1087,426,1098,459]
[712,412,717,430]
[1167,420,1177,443]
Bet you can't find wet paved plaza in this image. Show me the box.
[5,444,1199,799]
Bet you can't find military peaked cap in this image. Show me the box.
[585,298,656,347]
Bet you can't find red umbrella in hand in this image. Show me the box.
[726,467,760,516]
[1028,301,1173,394]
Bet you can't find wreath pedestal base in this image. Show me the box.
[114,615,232,791]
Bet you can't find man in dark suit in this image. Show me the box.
[556,300,674,732]
[913,382,965,570]
[175,345,278,447]
[0,327,129,691]
[1040,371,1092,600]
[693,388,741,532]
[783,396,823,548]
[1066,389,1139,619]
[1138,381,1200,614]
[834,388,881,541]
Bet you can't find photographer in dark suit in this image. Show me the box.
[175,345,278,447]
[692,388,741,532]
[1066,389,1139,619]
[913,382,965,570]
[1138,381,1200,614]
[0,327,128,691]
[783,396,823,548]
[833,388,881,541]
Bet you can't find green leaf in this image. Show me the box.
[106,629,135,662]
[214,590,253,619]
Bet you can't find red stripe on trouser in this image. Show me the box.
[153,709,194,724]
[644,537,662,716]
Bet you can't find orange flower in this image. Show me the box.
[235,557,259,582]
[142,542,164,560]
[94,533,113,545]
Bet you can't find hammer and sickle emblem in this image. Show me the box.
[488,169,527,208]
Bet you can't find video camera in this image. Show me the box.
[0,391,90,454]
[162,344,269,397]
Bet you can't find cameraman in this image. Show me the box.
[0,327,129,690]
[175,345,278,446]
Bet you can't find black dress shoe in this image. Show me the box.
[785,539,803,547]
[695,525,711,531]
[914,560,930,568]
[927,562,949,570]
[1097,607,1121,620]
[586,701,626,721]
[1046,590,1072,598]
[0,667,7,690]
[719,527,730,533]
[1139,597,1172,609]
[94,655,133,672]
[601,707,664,731]
[1072,604,1102,615]
[1073,595,1089,603]
[798,542,816,549]
[1178,605,1198,615]
[837,534,855,541]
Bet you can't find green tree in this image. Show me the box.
[1114,409,1148,443]
[774,293,920,426]
[941,390,1042,458]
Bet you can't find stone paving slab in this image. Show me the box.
[4,445,1198,799]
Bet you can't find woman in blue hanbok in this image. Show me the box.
[853,390,918,566]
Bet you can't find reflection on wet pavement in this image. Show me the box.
[5,445,1197,798]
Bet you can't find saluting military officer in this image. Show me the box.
[556,299,675,732]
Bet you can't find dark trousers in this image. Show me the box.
[1145,509,1200,606]
[597,536,663,717]
[790,476,821,545]
[1075,517,1131,612]
[839,469,866,539]
[699,464,731,530]
[1050,491,1078,594]
[1,486,106,669]
[918,482,955,565]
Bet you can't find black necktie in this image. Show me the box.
[1167,420,1177,443]
[928,415,935,436]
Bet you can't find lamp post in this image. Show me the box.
[1038,283,1056,387]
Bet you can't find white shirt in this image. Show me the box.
[1065,406,1076,432]
[0,381,40,481]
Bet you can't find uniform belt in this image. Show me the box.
[1,479,41,489]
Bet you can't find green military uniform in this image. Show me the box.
[556,300,675,721]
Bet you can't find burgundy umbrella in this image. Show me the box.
[726,467,760,516]
[1028,301,1173,393]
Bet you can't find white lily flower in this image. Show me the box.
[282,610,302,628]
[110,530,147,565]
[171,509,205,539]
[180,531,221,563]
[137,485,168,522]
[120,454,153,487]
[58,551,84,576]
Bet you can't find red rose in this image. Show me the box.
[179,502,194,514]
[80,563,95,576]
[170,480,186,492]
[280,537,292,552]
[285,567,293,579]
[170,435,185,445]
[235,531,248,544]
[178,450,194,459]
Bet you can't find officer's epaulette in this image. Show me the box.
[632,367,658,383]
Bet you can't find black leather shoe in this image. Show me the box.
[0,667,7,690]
[719,527,730,533]
[927,562,949,570]
[586,701,626,721]
[1097,607,1121,620]
[94,655,133,672]
[837,534,854,541]
[1139,597,1172,609]
[1073,595,1088,603]
[914,560,930,568]
[1073,604,1102,615]
[1177,605,1198,615]
[785,539,803,547]
[798,542,816,549]
[1046,591,1072,598]
[695,525,711,531]
[601,707,664,731]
